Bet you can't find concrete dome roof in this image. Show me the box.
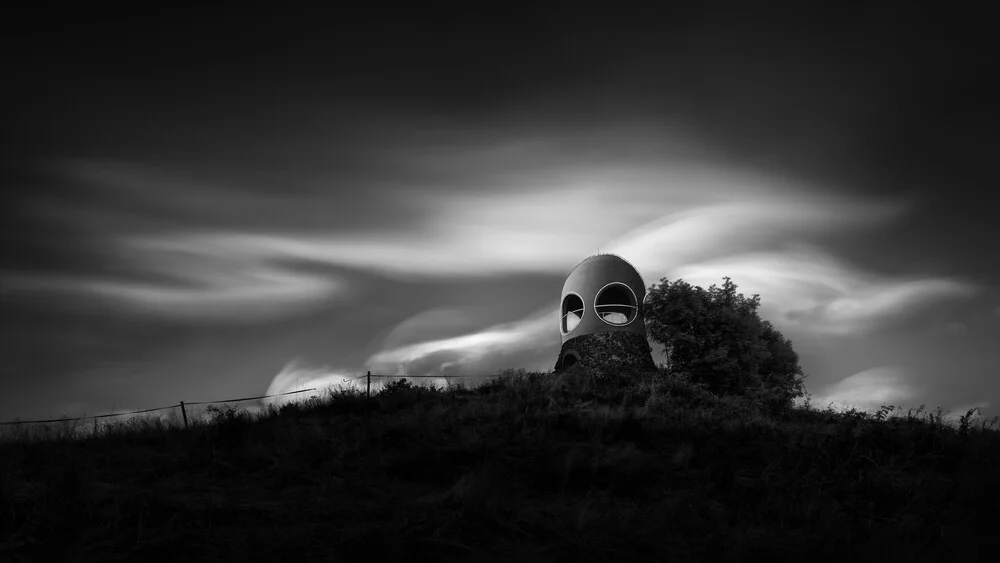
[559,254,648,344]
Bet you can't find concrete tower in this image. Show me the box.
[554,254,657,373]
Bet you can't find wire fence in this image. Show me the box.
[0,372,480,427]
[0,388,317,427]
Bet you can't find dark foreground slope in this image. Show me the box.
[2,369,999,562]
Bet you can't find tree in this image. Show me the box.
[757,320,806,407]
[644,277,805,410]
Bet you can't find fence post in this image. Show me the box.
[180,401,189,429]
[366,371,371,399]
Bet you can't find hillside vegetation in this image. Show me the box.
[2,368,999,562]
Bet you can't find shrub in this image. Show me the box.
[380,378,417,395]
[645,276,805,410]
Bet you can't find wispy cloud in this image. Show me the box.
[18,146,977,351]
[808,366,919,412]
[66,154,904,282]
[1,241,344,321]
[803,370,992,422]
[607,198,904,279]
[366,308,557,376]
[252,179,974,393]
[89,190,906,290]
[378,306,507,350]
[264,361,363,405]
[266,310,558,396]
[669,250,978,335]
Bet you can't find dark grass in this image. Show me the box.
[2,368,999,562]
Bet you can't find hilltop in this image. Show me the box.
[2,368,999,562]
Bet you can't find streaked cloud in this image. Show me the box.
[366,308,557,377]
[244,168,974,393]
[264,361,363,405]
[378,306,503,350]
[668,250,978,335]
[1,241,344,321]
[18,145,985,408]
[66,153,905,282]
[608,197,904,280]
[266,309,558,396]
[808,366,919,412]
[803,371,992,423]
[83,189,906,292]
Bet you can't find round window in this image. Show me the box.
[561,292,585,334]
[594,282,637,325]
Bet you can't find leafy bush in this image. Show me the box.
[644,276,805,410]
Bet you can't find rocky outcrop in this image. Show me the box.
[554,331,657,373]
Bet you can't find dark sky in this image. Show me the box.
[2,5,998,421]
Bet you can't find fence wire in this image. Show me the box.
[0,372,485,426]
[183,388,318,406]
[0,388,316,426]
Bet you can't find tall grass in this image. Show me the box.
[2,367,998,562]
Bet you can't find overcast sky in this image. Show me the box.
[2,5,997,421]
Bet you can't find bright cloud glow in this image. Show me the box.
[81,272,339,319]
[669,250,978,334]
[1,254,342,321]
[802,369,991,423]
[264,360,364,406]
[366,309,557,376]
[25,150,984,394]
[608,198,903,279]
[379,306,507,350]
[98,195,909,302]
[809,366,919,412]
[250,171,974,391]
[266,310,558,395]
[104,162,904,281]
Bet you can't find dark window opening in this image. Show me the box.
[595,283,637,325]
[561,293,584,334]
[562,351,579,368]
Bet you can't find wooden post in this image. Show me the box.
[366,371,371,399]
[180,401,189,429]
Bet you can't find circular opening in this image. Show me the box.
[594,282,637,326]
[562,351,580,368]
[561,292,585,334]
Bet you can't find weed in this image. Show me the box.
[1,371,998,561]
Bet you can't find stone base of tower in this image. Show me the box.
[554,331,657,374]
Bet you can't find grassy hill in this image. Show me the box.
[2,368,999,562]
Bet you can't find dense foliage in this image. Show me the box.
[644,277,805,411]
